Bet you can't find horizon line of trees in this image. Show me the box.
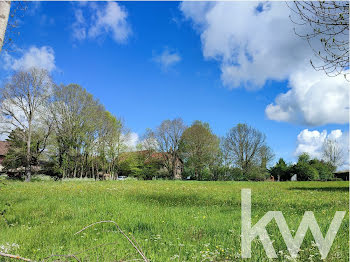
[0,67,345,182]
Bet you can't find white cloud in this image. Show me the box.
[265,67,349,126]
[180,2,313,88]
[180,2,216,26]
[72,9,86,41]
[72,2,131,44]
[295,129,349,169]
[123,132,139,151]
[2,46,56,72]
[295,129,328,159]
[180,2,349,126]
[153,48,181,71]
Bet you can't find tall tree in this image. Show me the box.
[152,118,186,179]
[0,1,11,53]
[0,68,52,181]
[289,1,349,78]
[257,145,274,169]
[139,128,158,152]
[322,138,343,167]
[49,83,104,178]
[97,111,129,179]
[223,123,267,174]
[179,121,220,180]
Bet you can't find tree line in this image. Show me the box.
[0,68,132,181]
[0,68,343,182]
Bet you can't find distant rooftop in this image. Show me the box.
[0,141,9,156]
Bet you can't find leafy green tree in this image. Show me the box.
[179,121,220,180]
[3,127,51,174]
[50,84,104,179]
[100,112,129,179]
[118,153,143,178]
[309,158,335,181]
[258,145,275,170]
[270,158,291,181]
[292,162,319,181]
[3,129,26,171]
[298,152,310,163]
[292,153,319,181]
[118,152,162,180]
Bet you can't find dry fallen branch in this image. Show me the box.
[75,220,149,262]
[0,252,32,261]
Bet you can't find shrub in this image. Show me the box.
[292,162,319,181]
[228,168,245,181]
[181,166,194,180]
[246,167,269,181]
[309,160,335,181]
[210,166,226,181]
[270,158,291,181]
[201,168,213,181]
[155,168,170,180]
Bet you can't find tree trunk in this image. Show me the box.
[25,120,32,182]
[170,153,178,180]
[92,160,95,180]
[73,162,77,178]
[80,161,83,178]
[0,1,10,53]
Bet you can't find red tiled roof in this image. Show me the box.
[0,141,9,156]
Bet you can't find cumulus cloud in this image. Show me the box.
[265,67,349,126]
[72,2,131,44]
[295,129,349,169]
[180,2,348,126]
[180,2,313,88]
[2,46,56,72]
[153,48,181,71]
[295,129,328,159]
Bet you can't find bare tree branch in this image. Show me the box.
[288,1,349,79]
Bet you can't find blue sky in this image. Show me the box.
[1,1,348,166]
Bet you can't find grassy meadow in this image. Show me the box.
[0,180,348,261]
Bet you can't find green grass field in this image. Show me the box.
[0,180,348,261]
